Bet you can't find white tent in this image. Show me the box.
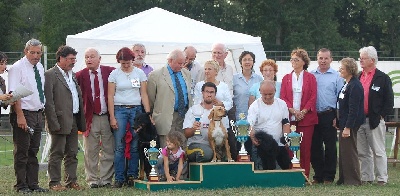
[66,7,266,74]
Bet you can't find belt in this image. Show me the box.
[117,105,140,109]
[22,109,44,113]
[317,108,333,115]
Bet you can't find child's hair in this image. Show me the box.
[167,131,186,147]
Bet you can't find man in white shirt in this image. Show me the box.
[248,80,291,170]
[8,39,48,193]
[183,46,203,96]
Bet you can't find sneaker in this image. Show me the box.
[113,181,124,188]
[89,183,99,188]
[66,182,84,190]
[377,181,387,186]
[17,187,33,194]
[101,183,112,188]
[31,187,49,192]
[49,184,67,191]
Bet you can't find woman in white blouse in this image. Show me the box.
[193,60,232,110]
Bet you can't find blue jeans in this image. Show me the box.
[113,105,142,182]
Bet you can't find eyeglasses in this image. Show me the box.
[290,58,301,62]
[262,69,275,72]
[358,57,371,61]
[242,58,254,62]
[28,51,42,55]
[64,57,77,61]
[203,90,215,94]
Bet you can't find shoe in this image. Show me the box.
[126,176,138,186]
[323,180,333,185]
[31,187,49,192]
[377,181,387,186]
[362,181,373,185]
[17,187,33,194]
[66,182,84,190]
[311,179,322,184]
[90,183,99,188]
[49,184,67,191]
[113,181,124,188]
[101,183,112,188]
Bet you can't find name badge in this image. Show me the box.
[131,78,140,88]
[293,87,301,93]
[339,92,344,99]
[202,123,209,128]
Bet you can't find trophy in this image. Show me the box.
[284,125,303,169]
[230,113,250,162]
[193,114,202,135]
[144,140,161,182]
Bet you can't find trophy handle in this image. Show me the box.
[230,120,236,135]
[144,148,149,159]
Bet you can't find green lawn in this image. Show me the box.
[0,131,399,195]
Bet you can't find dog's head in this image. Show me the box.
[133,112,152,130]
[208,105,227,121]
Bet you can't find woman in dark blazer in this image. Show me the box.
[336,58,365,185]
[280,48,318,179]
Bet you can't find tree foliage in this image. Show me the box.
[1,0,399,58]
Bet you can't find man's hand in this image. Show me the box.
[250,130,259,146]
[17,114,27,131]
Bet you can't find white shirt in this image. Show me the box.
[247,98,289,146]
[8,56,45,111]
[183,104,229,146]
[90,68,107,114]
[193,81,233,110]
[57,65,79,114]
[291,71,304,121]
[189,61,203,95]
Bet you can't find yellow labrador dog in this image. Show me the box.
[208,105,233,162]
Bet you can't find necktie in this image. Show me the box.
[33,65,44,104]
[174,72,186,118]
[92,70,101,114]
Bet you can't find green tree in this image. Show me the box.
[0,0,23,51]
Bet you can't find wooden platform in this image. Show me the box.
[134,162,305,191]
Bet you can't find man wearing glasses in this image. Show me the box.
[8,39,48,193]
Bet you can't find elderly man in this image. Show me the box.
[310,48,343,184]
[357,46,394,186]
[248,80,291,170]
[76,48,115,188]
[132,43,153,77]
[184,82,229,162]
[8,39,48,193]
[44,46,86,191]
[183,46,203,96]
[147,49,192,147]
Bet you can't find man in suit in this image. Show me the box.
[44,45,86,191]
[357,46,394,186]
[76,48,115,188]
[147,49,192,147]
[8,39,48,193]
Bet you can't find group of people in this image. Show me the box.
[1,38,394,193]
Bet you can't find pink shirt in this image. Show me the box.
[360,68,376,115]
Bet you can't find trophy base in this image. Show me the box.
[148,175,159,182]
[237,154,250,162]
[291,163,301,169]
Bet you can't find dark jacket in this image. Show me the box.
[338,77,365,130]
[359,69,394,129]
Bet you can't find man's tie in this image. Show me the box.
[33,65,44,104]
[174,72,186,118]
[92,70,101,114]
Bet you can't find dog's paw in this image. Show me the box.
[217,160,222,162]
[227,159,235,162]
[211,159,217,162]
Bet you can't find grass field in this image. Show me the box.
[0,130,399,195]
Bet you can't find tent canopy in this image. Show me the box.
[67,7,266,73]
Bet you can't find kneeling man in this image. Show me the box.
[248,80,291,170]
[183,82,230,162]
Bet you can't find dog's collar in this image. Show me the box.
[213,119,222,122]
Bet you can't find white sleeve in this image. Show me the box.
[8,63,22,92]
[193,82,203,105]
[219,82,232,111]
[247,100,258,126]
[183,107,195,129]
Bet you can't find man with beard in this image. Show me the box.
[132,43,153,77]
[9,39,48,193]
[44,46,86,191]
[183,82,230,162]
